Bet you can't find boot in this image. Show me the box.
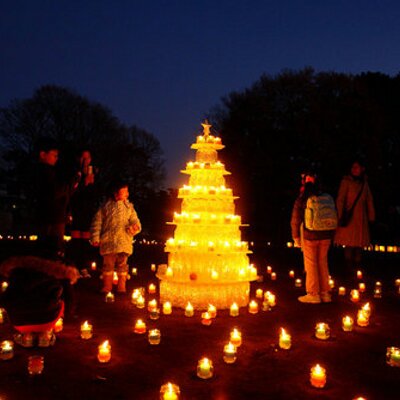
[117,272,127,293]
[101,272,113,293]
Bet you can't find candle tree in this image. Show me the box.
[158,121,255,309]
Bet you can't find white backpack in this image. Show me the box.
[304,193,338,231]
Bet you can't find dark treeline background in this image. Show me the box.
[209,68,400,244]
[1,69,400,244]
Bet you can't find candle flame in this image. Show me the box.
[362,302,370,311]
[101,340,109,349]
[82,320,89,329]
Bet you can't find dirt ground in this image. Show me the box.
[0,241,399,399]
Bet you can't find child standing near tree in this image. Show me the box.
[90,180,141,293]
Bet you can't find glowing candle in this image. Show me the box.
[315,323,330,340]
[80,321,93,339]
[395,279,400,287]
[131,289,140,304]
[287,242,293,248]
[230,302,239,317]
[97,340,111,363]
[166,267,173,278]
[350,289,360,303]
[0,340,14,360]
[357,310,369,327]
[329,279,335,289]
[361,302,371,318]
[136,295,145,309]
[279,328,292,350]
[148,283,156,294]
[132,267,138,276]
[342,316,354,332]
[266,266,272,274]
[148,299,158,312]
[248,300,259,314]
[201,312,212,326]
[255,289,263,299]
[358,282,366,293]
[207,304,217,318]
[112,271,118,285]
[373,287,382,298]
[262,300,271,311]
[271,272,277,281]
[151,263,156,272]
[163,301,172,315]
[289,270,295,278]
[386,347,400,367]
[310,364,327,388]
[265,292,276,307]
[338,286,346,296]
[211,270,219,280]
[53,317,63,333]
[134,319,147,334]
[196,357,213,379]
[160,382,180,400]
[148,329,161,345]
[91,262,97,271]
[185,302,194,317]
[28,355,44,375]
[1,281,8,292]
[230,329,242,347]
[223,342,237,364]
[105,292,115,303]
[357,270,363,280]
[295,278,302,288]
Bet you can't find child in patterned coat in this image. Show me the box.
[90,180,141,293]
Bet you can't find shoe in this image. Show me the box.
[320,293,332,303]
[14,333,35,348]
[38,330,56,347]
[298,294,321,304]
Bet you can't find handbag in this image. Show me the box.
[339,181,365,227]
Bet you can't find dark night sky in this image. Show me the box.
[1,1,400,187]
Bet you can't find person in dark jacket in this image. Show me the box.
[0,256,79,347]
[291,173,336,304]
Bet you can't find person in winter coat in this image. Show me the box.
[334,160,375,273]
[90,180,141,293]
[0,256,80,347]
[291,174,336,304]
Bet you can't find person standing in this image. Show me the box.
[334,160,375,273]
[291,173,337,304]
[90,180,141,293]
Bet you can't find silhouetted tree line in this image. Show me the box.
[0,85,167,238]
[209,68,400,243]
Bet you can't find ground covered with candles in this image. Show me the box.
[0,242,399,399]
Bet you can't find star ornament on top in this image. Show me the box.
[201,120,211,137]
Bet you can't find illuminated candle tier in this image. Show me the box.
[223,343,237,364]
[386,347,400,367]
[148,329,161,345]
[134,320,147,334]
[279,328,292,350]
[0,340,14,360]
[158,122,255,310]
[310,364,327,388]
[315,323,330,340]
[230,329,242,347]
[160,382,180,400]
[97,341,111,363]
[80,321,93,339]
[197,357,213,379]
[342,316,354,332]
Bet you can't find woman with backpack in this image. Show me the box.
[291,173,337,304]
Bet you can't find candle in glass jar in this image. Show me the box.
[248,300,259,314]
[310,364,327,388]
[185,302,194,317]
[350,289,360,303]
[197,357,213,379]
[295,278,302,287]
[265,292,276,307]
[342,316,354,332]
[151,263,156,272]
[148,299,158,312]
[105,292,115,303]
[80,321,93,339]
[358,283,366,293]
[207,304,217,318]
[386,347,400,367]
[1,281,8,292]
[54,317,63,333]
[338,286,346,296]
[134,319,147,334]
[223,342,237,364]
[148,329,161,345]
[357,270,363,279]
[148,283,156,294]
[136,295,145,309]
[97,340,111,363]
[132,267,138,276]
[163,301,172,315]
[201,312,212,326]
[160,382,180,400]
[266,266,272,274]
[361,302,371,318]
[271,272,277,281]
[230,329,242,347]
[329,279,335,289]
[91,262,97,271]
[289,270,295,278]
[230,302,239,317]
[28,355,44,375]
[315,323,330,340]
[357,310,369,327]
[279,328,292,350]
[255,288,263,298]
[131,289,140,304]
[373,287,382,298]
[0,340,14,360]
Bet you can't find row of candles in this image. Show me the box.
[172,212,241,225]
[286,241,400,253]
[178,185,233,197]
[165,238,249,252]
[185,160,225,170]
